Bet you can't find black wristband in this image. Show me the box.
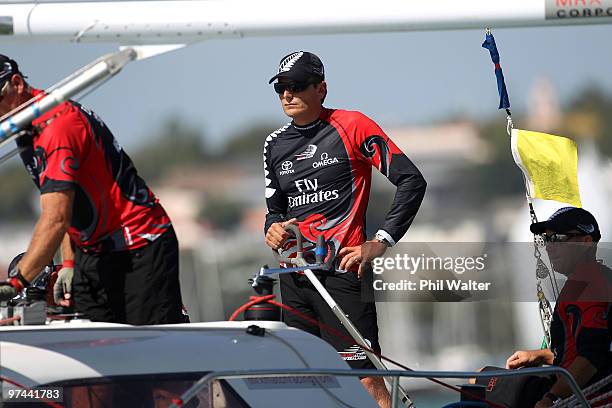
[8,266,30,288]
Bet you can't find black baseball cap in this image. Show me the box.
[530,207,601,242]
[0,54,20,88]
[268,51,325,84]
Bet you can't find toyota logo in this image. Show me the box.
[282,161,293,171]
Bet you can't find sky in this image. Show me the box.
[1,23,612,151]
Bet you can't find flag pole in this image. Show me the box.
[482,27,556,345]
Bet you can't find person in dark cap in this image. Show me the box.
[263,51,427,407]
[0,55,188,325]
[478,207,611,407]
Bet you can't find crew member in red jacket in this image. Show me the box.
[480,207,611,407]
[0,55,187,325]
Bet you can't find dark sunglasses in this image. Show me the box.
[542,232,586,243]
[273,80,317,95]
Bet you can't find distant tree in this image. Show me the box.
[469,120,525,202]
[130,115,211,182]
[564,86,612,157]
[221,123,279,158]
[199,197,246,231]
[0,161,37,221]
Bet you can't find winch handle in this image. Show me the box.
[274,223,305,265]
[274,224,336,270]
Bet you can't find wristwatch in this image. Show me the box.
[8,265,30,289]
[543,392,560,403]
[374,231,392,247]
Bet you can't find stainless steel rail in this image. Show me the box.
[172,366,590,408]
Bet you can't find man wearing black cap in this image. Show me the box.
[481,207,611,407]
[263,51,427,407]
[0,55,187,325]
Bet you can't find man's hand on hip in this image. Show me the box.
[53,266,74,306]
[265,218,297,250]
[358,240,388,278]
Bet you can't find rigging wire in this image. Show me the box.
[484,26,557,345]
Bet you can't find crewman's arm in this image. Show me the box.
[18,190,74,282]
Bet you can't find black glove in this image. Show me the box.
[0,281,18,302]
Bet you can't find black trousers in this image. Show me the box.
[280,271,380,369]
[73,227,187,325]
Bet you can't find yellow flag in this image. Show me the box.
[511,129,581,208]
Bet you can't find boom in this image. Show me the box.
[0,0,610,46]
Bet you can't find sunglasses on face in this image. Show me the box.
[273,81,316,95]
[542,232,586,243]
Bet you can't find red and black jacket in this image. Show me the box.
[550,262,612,387]
[18,89,172,253]
[263,108,426,263]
